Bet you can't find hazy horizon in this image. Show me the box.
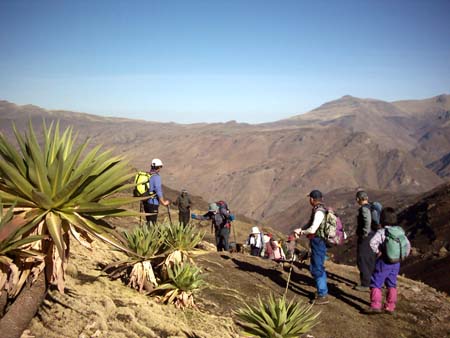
[1,0,449,123]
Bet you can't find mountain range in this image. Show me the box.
[1,94,449,229]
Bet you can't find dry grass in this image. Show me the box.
[26,239,238,338]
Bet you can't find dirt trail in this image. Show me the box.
[25,239,450,338]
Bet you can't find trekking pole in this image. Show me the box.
[167,205,173,226]
[284,253,296,297]
[139,202,144,226]
[284,232,300,297]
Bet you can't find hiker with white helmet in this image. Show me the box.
[192,202,231,252]
[143,158,170,225]
[246,226,264,256]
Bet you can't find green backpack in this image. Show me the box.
[383,226,409,263]
[133,172,156,197]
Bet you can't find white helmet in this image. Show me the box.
[151,158,163,168]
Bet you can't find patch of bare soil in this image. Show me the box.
[25,238,450,338]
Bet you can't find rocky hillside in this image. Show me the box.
[399,182,450,294]
[1,94,448,225]
[24,221,450,338]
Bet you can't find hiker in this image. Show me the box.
[285,234,297,260]
[246,226,263,256]
[174,189,192,227]
[293,190,329,305]
[192,202,231,252]
[365,207,411,314]
[261,233,273,258]
[143,158,170,225]
[263,236,285,261]
[271,238,286,261]
[354,190,377,291]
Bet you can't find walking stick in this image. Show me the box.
[284,253,296,297]
[167,205,173,226]
[139,201,144,226]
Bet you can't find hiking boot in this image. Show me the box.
[314,295,329,305]
[353,285,370,292]
[363,307,382,315]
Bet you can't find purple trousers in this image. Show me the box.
[370,258,400,311]
[370,258,400,288]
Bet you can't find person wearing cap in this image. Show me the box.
[246,226,263,256]
[292,190,329,305]
[191,202,230,252]
[174,189,192,227]
[144,158,170,225]
[354,190,376,292]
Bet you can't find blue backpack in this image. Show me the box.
[370,201,383,229]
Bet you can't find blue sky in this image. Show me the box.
[1,0,449,123]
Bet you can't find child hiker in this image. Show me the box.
[365,207,411,314]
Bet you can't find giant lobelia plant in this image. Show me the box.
[0,121,139,292]
[0,201,45,301]
[105,223,168,292]
[235,293,321,338]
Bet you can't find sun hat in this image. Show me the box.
[208,203,219,212]
[251,226,260,234]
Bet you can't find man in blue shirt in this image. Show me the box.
[144,158,170,225]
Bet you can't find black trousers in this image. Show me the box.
[143,202,159,226]
[178,210,190,226]
[357,235,376,287]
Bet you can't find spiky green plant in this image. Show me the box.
[123,224,167,258]
[105,224,169,292]
[235,294,321,338]
[0,121,139,292]
[164,222,205,252]
[0,202,45,299]
[162,222,205,273]
[152,261,205,308]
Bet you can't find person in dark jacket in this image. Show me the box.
[175,189,192,227]
[191,203,231,252]
[354,190,376,291]
[293,190,329,305]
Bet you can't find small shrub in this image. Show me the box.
[235,293,320,338]
[123,224,166,258]
[152,261,205,308]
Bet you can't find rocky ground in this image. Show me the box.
[23,234,450,338]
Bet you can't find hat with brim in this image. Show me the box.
[208,203,219,212]
[251,226,260,234]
